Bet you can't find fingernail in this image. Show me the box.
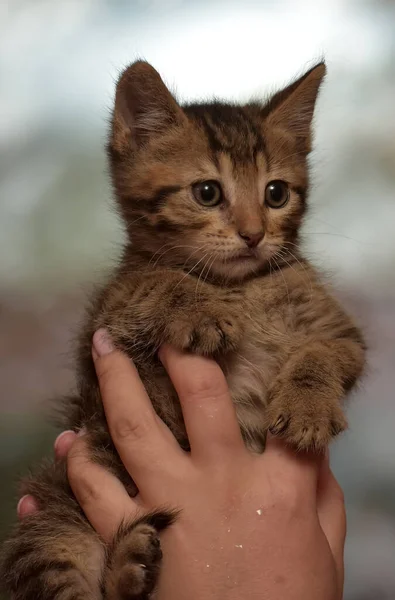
[93,328,114,357]
[17,495,37,518]
[54,430,77,457]
[54,430,75,452]
[17,495,28,516]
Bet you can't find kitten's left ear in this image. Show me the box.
[111,61,186,154]
[265,62,326,152]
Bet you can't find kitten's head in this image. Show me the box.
[108,60,325,281]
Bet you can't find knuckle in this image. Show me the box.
[111,415,152,443]
[182,364,229,402]
[71,473,102,507]
[67,443,102,506]
[67,437,86,469]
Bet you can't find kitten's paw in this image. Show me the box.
[165,307,243,355]
[106,522,162,600]
[266,387,347,451]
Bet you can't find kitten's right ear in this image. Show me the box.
[264,62,326,153]
[111,61,185,153]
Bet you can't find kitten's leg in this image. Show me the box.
[1,498,105,600]
[92,271,244,357]
[266,338,365,450]
[105,511,176,600]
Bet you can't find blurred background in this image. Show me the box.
[1,0,394,598]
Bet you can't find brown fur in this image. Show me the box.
[0,60,365,599]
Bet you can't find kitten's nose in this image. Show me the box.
[238,230,264,249]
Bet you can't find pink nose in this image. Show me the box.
[238,230,264,249]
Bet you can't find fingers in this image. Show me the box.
[93,330,185,494]
[67,435,139,542]
[18,430,78,519]
[159,345,245,462]
[317,453,346,593]
[19,429,143,542]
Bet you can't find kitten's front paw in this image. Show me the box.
[106,522,162,600]
[165,306,243,355]
[266,385,347,451]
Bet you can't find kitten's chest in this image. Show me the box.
[219,306,289,436]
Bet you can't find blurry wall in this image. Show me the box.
[1,1,395,598]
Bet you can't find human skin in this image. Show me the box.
[18,331,346,600]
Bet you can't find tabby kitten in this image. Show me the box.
[0,60,365,600]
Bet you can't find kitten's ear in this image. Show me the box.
[111,61,185,153]
[265,62,326,152]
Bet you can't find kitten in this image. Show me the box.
[0,60,365,600]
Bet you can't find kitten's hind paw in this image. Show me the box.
[105,511,176,600]
[114,526,161,600]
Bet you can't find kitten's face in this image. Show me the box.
[109,62,325,281]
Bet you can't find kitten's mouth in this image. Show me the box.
[226,249,260,262]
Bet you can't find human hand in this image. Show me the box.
[19,330,346,600]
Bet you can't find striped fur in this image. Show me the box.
[0,60,366,600]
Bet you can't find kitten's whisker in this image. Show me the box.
[174,251,210,290]
[150,243,197,265]
[305,230,372,246]
[281,247,314,302]
[276,250,312,299]
[308,217,372,245]
[268,257,273,280]
[149,242,174,265]
[201,252,218,293]
[125,214,147,229]
[194,252,215,302]
[272,255,291,308]
[151,244,195,267]
[281,247,309,271]
[194,254,211,302]
[201,252,219,300]
[281,241,300,250]
[181,245,207,269]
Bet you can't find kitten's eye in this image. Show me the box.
[192,180,223,207]
[265,180,289,209]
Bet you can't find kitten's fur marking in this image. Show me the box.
[0,61,365,599]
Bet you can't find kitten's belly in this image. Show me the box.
[141,326,284,452]
[220,336,280,450]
